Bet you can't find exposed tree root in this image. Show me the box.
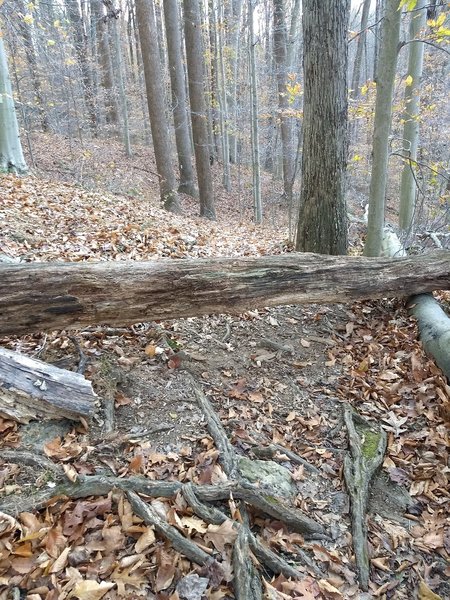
[343,404,387,591]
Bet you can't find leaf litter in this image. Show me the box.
[0,136,448,599]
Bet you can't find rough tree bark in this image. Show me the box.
[163,0,198,197]
[135,0,181,213]
[183,0,216,219]
[0,252,449,335]
[364,0,402,256]
[296,0,349,255]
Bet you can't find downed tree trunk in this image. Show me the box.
[407,293,450,379]
[0,252,449,335]
[0,347,97,422]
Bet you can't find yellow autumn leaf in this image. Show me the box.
[361,84,368,95]
[47,40,56,46]
[418,579,443,600]
[65,58,76,66]
[405,74,413,86]
[352,154,363,162]
[53,19,61,28]
[23,14,34,25]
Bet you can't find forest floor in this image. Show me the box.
[0,134,449,600]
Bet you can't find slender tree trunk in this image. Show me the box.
[207,0,221,161]
[399,0,427,232]
[364,0,402,256]
[163,0,198,197]
[92,1,120,131]
[248,0,262,224]
[296,0,349,255]
[0,36,28,174]
[373,0,384,81]
[136,0,181,213]
[64,0,97,133]
[286,0,301,68]
[351,0,371,98]
[225,0,243,164]
[183,0,216,219]
[273,0,294,206]
[217,1,231,191]
[16,0,50,132]
[110,12,132,157]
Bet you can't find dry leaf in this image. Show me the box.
[71,580,115,600]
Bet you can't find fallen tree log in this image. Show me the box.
[0,251,449,335]
[407,293,450,380]
[0,347,97,421]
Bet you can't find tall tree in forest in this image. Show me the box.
[364,0,402,256]
[64,0,97,132]
[296,0,349,255]
[248,0,262,224]
[351,0,372,98]
[16,0,50,132]
[399,0,427,232]
[183,0,216,220]
[273,0,295,207]
[91,0,120,131]
[224,0,242,164]
[107,4,132,157]
[136,0,180,213]
[0,34,28,174]
[163,0,198,198]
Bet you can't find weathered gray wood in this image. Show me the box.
[408,293,450,379]
[0,251,449,335]
[0,347,96,422]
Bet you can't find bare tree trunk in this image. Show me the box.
[364,0,402,256]
[351,0,371,98]
[296,0,349,255]
[273,0,294,206]
[225,0,243,164]
[64,0,97,133]
[136,0,181,213]
[183,0,216,219]
[163,0,198,197]
[16,0,50,132]
[0,36,28,174]
[217,0,231,191]
[92,0,120,131]
[248,0,262,224]
[110,11,132,157]
[399,0,427,232]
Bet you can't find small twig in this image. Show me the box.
[251,444,322,475]
[188,375,238,477]
[69,335,89,374]
[260,337,294,354]
[1,450,63,477]
[126,490,214,566]
[221,322,232,343]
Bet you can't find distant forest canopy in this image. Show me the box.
[0,0,448,254]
